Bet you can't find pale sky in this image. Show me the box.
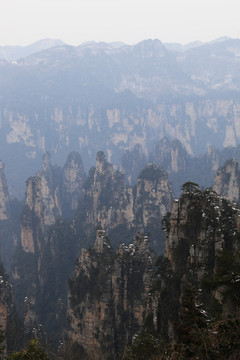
[0,0,240,46]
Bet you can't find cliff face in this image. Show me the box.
[164,186,240,276]
[62,152,86,213]
[20,151,85,254]
[0,262,17,354]
[213,159,240,203]
[149,138,223,195]
[150,138,190,175]
[135,164,172,225]
[12,151,86,340]
[120,144,147,185]
[5,97,240,199]
[162,184,240,324]
[20,153,62,254]
[0,161,20,271]
[80,151,133,231]
[147,138,240,197]
[67,230,154,360]
[10,150,240,357]
[79,152,173,251]
[66,182,240,359]
[0,161,10,221]
[2,38,240,199]
[11,149,172,349]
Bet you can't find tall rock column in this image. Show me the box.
[62,151,86,214]
[213,159,240,203]
[67,231,154,359]
[0,161,10,221]
[78,152,173,252]
[20,153,62,254]
[0,160,19,271]
[134,163,173,252]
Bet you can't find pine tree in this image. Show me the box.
[10,338,50,360]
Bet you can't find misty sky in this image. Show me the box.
[1,0,240,46]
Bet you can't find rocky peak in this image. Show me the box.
[134,39,167,58]
[135,163,173,227]
[164,185,240,278]
[91,151,117,209]
[63,151,86,211]
[150,137,190,174]
[93,229,112,253]
[25,176,43,212]
[133,231,150,253]
[25,169,61,228]
[80,151,131,235]
[120,144,147,185]
[156,184,240,350]
[95,151,112,175]
[0,161,10,220]
[206,145,220,172]
[20,151,85,254]
[213,159,240,203]
[42,151,51,173]
[80,153,173,251]
[67,231,153,359]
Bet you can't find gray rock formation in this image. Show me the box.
[79,151,173,251]
[0,161,10,221]
[164,185,240,280]
[62,151,86,213]
[213,159,240,203]
[20,151,85,254]
[67,231,154,359]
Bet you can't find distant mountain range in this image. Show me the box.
[0,36,234,61]
[1,37,240,198]
[0,38,65,61]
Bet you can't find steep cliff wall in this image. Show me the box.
[135,163,172,225]
[0,161,10,221]
[0,262,18,354]
[213,159,240,203]
[66,182,240,359]
[11,153,240,357]
[78,151,173,251]
[20,153,62,254]
[12,151,86,339]
[120,144,147,185]
[20,151,85,254]
[3,97,240,165]
[67,230,154,360]
[164,185,240,277]
[79,151,132,230]
[0,161,20,271]
[3,97,240,199]
[161,184,240,332]
[11,149,172,350]
[149,138,226,195]
[62,152,86,213]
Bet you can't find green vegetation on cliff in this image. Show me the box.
[122,185,240,360]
